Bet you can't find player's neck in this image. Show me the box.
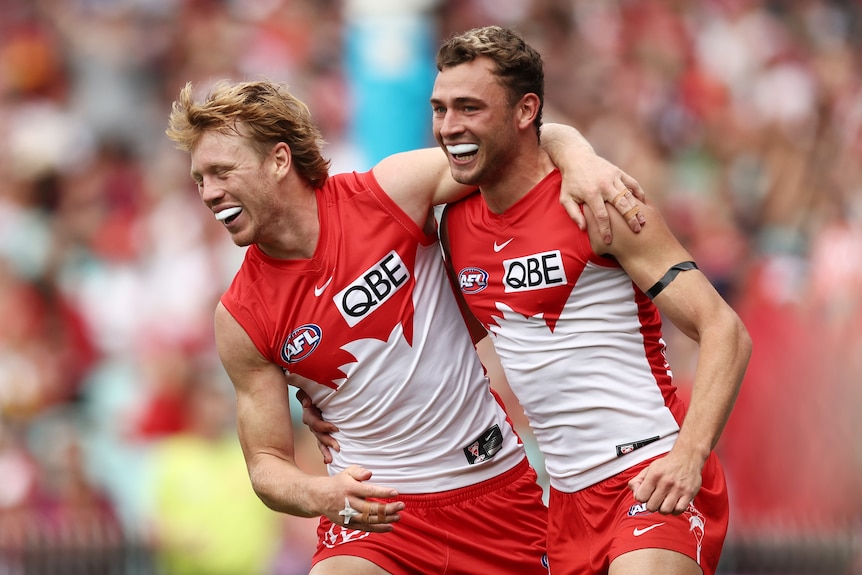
[480,148,554,214]
[257,186,320,260]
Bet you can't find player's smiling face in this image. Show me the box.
[190,130,280,248]
[431,57,520,189]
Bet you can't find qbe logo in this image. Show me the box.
[334,250,409,327]
[503,250,567,292]
[458,267,488,294]
[281,324,322,364]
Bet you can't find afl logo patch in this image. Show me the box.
[281,324,322,364]
[458,267,488,294]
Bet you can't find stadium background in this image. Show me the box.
[0,0,860,573]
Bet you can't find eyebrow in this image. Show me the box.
[430,96,483,106]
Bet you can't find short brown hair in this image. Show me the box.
[166,80,330,187]
[436,26,544,136]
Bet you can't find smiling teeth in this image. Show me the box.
[447,144,478,155]
[215,207,242,221]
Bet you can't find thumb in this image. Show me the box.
[346,465,373,482]
[628,468,647,497]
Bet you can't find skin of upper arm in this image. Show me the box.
[584,203,731,342]
[214,303,297,482]
[372,148,474,227]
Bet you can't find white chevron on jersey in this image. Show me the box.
[222,170,525,493]
[443,171,687,492]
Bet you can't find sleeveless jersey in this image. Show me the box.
[442,170,687,492]
[221,170,524,493]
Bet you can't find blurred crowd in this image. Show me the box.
[0,0,860,573]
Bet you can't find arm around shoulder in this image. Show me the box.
[372,147,474,223]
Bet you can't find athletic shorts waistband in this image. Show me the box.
[395,458,532,508]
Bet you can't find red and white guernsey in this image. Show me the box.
[443,170,688,493]
[221,170,524,493]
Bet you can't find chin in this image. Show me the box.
[450,166,477,187]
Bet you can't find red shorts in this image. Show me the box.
[312,458,549,574]
[547,451,728,575]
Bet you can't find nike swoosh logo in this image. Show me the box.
[633,523,665,537]
[314,276,334,297]
[493,238,514,252]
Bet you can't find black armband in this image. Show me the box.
[645,261,698,299]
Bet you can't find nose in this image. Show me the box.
[435,110,464,140]
[198,176,224,204]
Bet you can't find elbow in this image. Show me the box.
[734,315,753,367]
[247,460,282,513]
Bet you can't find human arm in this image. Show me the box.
[584,203,752,515]
[372,124,644,241]
[214,303,404,531]
[542,124,645,243]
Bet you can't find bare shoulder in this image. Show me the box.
[214,303,272,381]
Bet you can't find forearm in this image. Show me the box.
[247,451,327,518]
[541,123,595,162]
[673,312,751,460]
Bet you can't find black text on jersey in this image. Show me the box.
[334,250,410,327]
[502,250,567,293]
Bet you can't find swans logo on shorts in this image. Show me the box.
[458,267,489,294]
[322,524,371,548]
[281,324,322,364]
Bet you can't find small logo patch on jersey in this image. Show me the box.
[334,250,410,327]
[314,275,334,297]
[458,267,489,294]
[616,435,660,457]
[628,502,650,516]
[463,424,503,464]
[503,250,567,293]
[281,324,322,364]
[493,238,514,252]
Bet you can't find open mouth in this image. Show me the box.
[215,206,243,225]
[446,143,479,161]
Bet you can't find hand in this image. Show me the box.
[627,451,703,515]
[325,466,406,533]
[558,156,646,244]
[295,388,340,464]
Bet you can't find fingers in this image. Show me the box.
[627,469,646,494]
[316,441,333,465]
[591,195,612,245]
[620,172,645,202]
[610,185,645,233]
[338,498,406,533]
[301,403,338,434]
[345,465,375,483]
[630,470,698,515]
[560,195,587,231]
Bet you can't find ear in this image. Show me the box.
[271,142,292,181]
[516,93,541,129]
